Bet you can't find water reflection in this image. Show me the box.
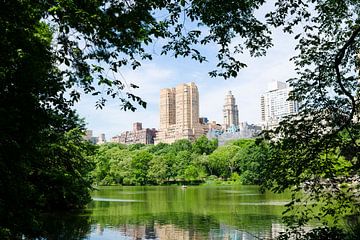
[21,211,92,240]
[89,221,286,240]
[13,185,291,239]
[87,185,290,240]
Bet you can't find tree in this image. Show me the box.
[90,144,132,185]
[148,155,169,184]
[208,145,240,178]
[0,3,95,237]
[260,1,360,237]
[170,139,193,153]
[129,150,153,185]
[233,140,269,185]
[192,135,218,155]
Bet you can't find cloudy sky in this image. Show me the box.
[75,10,298,140]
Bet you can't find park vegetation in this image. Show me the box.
[90,137,268,186]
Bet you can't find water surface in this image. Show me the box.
[85,185,289,239]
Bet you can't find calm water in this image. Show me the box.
[83,185,289,240]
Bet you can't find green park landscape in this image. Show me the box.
[1,0,360,239]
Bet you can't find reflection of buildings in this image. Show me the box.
[95,222,291,240]
[155,83,203,144]
[155,223,206,240]
[261,81,299,130]
[95,224,104,235]
[115,223,204,240]
[117,224,146,239]
[92,221,312,240]
[111,122,156,145]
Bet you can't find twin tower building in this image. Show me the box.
[155,82,239,144]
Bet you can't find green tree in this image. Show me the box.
[261,1,360,237]
[128,143,146,151]
[173,150,193,180]
[234,140,269,185]
[0,5,95,237]
[184,165,200,181]
[108,148,133,185]
[147,142,171,155]
[208,145,240,178]
[192,135,218,155]
[36,129,95,211]
[170,139,193,153]
[128,150,153,185]
[148,155,169,184]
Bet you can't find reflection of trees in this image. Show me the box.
[88,186,290,239]
[30,211,92,240]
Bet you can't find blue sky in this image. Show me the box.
[74,7,299,140]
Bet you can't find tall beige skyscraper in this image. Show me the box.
[223,91,239,130]
[155,82,203,144]
[159,88,176,129]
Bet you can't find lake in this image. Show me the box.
[84,185,289,240]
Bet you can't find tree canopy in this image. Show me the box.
[89,139,264,185]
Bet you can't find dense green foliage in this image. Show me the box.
[0,3,95,238]
[90,138,268,186]
[259,1,360,238]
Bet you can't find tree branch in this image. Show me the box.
[334,25,360,130]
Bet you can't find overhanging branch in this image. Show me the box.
[334,25,360,130]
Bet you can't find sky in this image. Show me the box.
[74,9,298,140]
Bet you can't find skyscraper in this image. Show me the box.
[159,88,176,130]
[261,81,299,129]
[155,82,202,144]
[223,91,239,130]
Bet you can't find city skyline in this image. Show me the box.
[75,27,297,138]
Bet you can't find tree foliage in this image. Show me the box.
[0,0,271,112]
[90,139,265,186]
[260,0,360,237]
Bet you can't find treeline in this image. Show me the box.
[90,136,269,186]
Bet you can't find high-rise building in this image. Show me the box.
[159,88,176,130]
[97,133,106,144]
[223,91,239,130]
[84,130,104,144]
[261,81,299,129]
[155,82,203,144]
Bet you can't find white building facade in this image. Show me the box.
[261,81,299,129]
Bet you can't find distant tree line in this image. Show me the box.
[90,137,269,186]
